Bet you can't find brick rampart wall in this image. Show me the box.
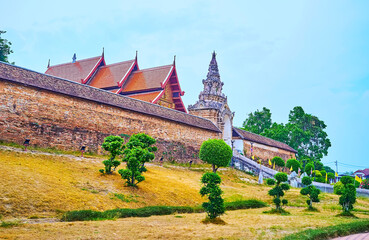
[243,141,296,161]
[0,80,219,162]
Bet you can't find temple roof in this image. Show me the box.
[1,62,218,132]
[233,127,297,153]
[121,65,173,93]
[46,56,104,84]
[124,90,162,102]
[89,60,136,89]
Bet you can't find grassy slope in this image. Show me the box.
[0,148,369,239]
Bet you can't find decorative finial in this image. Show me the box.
[102,47,104,58]
[173,55,176,66]
[212,51,216,58]
[72,53,76,63]
[47,59,50,68]
[135,50,138,61]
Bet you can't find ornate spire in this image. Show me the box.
[102,47,104,58]
[173,55,176,66]
[206,51,221,82]
[47,59,50,68]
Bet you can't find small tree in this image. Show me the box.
[267,172,290,212]
[100,135,124,174]
[200,172,224,219]
[338,176,356,214]
[118,133,157,186]
[327,172,335,183]
[199,139,232,173]
[300,176,321,210]
[286,158,301,173]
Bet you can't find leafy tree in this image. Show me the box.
[262,122,290,144]
[286,158,301,173]
[245,106,331,163]
[0,31,14,64]
[287,106,331,161]
[199,139,232,173]
[300,176,321,210]
[242,107,272,135]
[118,133,157,186]
[100,136,124,174]
[199,172,224,219]
[337,176,356,213]
[271,156,285,168]
[324,165,335,173]
[267,173,290,212]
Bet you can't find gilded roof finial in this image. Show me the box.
[47,59,50,68]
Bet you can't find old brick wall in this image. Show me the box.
[243,141,296,162]
[0,80,219,162]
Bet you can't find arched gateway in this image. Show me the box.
[188,52,234,146]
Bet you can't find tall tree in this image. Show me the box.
[287,106,331,161]
[0,31,13,64]
[242,107,272,135]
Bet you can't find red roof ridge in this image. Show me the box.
[100,59,135,69]
[134,64,173,73]
[48,56,101,69]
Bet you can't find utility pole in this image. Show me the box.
[335,160,338,183]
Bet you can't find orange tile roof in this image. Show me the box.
[125,91,162,102]
[89,60,135,89]
[45,56,103,83]
[122,65,173,93]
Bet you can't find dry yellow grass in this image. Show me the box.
[1,208,368,240]
[0,148,369,239]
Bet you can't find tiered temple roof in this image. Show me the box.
[45,52,186,112]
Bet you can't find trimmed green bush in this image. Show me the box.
[281,220,369,240]
[267,173,290,212]
[271,156,285,168]
[286,158,301,173]
[199,139,232,173]
[304,163,315,176]
[338,176,356,213]
[200,172,224,219]
[61,199,267,222]
[300,176,321,210]
[100,135,124,174]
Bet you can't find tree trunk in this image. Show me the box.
[212,164,216,173]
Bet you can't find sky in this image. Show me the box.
[1,0,368,173]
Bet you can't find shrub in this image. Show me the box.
[199,139,232,173]
[100,136,124,174]
[286,158,301,173]
[300,176,321,210]
[281,220,369,240]
[338,176,356,213]
[360,179,369,189]
[267,172,290,212]
[61,200,267,221]
[271,156,285,168]
[304,163,315,176]
[334,181,344,195]
[200,172,224,219]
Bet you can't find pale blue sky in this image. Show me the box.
[1,0,368,173]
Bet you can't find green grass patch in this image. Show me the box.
[0,220,22,228]
[110,193,138,203]
[281,219,369,240]
[61,199,267,221]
